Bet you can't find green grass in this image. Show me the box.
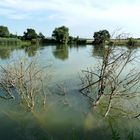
[21,40,32,46]
[0,37,22,46]
[110,39,140,46]
[0,37,33,48]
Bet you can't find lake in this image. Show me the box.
[0,44,140,140]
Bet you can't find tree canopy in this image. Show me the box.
[0,26,10,37]
[127,37,137,46]
[93,30,110,45]
[52,26,69,44]
[38,32,45,39]
[23,28,38,40]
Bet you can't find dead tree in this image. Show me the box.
[0,59,50,111]
[79,44,140,118]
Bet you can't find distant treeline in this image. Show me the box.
[0,25,139,46]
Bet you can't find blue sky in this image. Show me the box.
[0,0,140,38]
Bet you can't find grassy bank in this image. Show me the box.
[110,39,140,46]
[1,37,140,47]
[0,37,22,46]
[0,37,35,47]
[110,39,128,45]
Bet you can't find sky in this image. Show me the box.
[0,0,140,38]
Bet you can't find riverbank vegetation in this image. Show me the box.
[0,37,21,45]
[1,25,140,47]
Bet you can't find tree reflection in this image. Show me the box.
[52,44,69,61]
[0,48,11,59]
[24,45,39,57]
[92,45,107,58]
[69,44,87,52]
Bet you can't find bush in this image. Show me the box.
[127,38,137,46]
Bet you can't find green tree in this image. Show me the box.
[52,26,69,44]
[10,33,17,38]
[93,30,110,45]
[68,36,74,44]
[127,37,137,46]
[38,32,45,39]
[0,26,10,37]
[23,28,38,40]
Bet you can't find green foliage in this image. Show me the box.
[127,132,134,140]
[93,29,110,45]
[31,39,40,45]
[127,37,137,46]
[10,33,18,38]
[69,36,74,44]
[0,37,21,45]
[71,129,80,140]
[23,28,38,40]
[109,120,121,140]
[112,129,121,140]
[68,36,88,44]
[52,26,69,44]
[38,32,45,39]
[0,25,10,37]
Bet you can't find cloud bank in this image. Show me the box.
[0,0,140,37]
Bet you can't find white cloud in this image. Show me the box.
[0,0,140,21]
[0,0,140,37]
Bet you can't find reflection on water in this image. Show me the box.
[24,45,39,57]
[0,44,140,140]
[92,44,107,58]
[0,48,11,59]
[0,44,108,60]
[52,44,69,60]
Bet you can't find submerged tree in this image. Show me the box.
[0,59,51,111]
[52,26,69,44]
[80,44,140,118]
[93,30,110,45]
[0,26,10,37]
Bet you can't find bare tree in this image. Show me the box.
[0,58,51,111]
[79,38,140,118]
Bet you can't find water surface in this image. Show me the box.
[0,44,140,140]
